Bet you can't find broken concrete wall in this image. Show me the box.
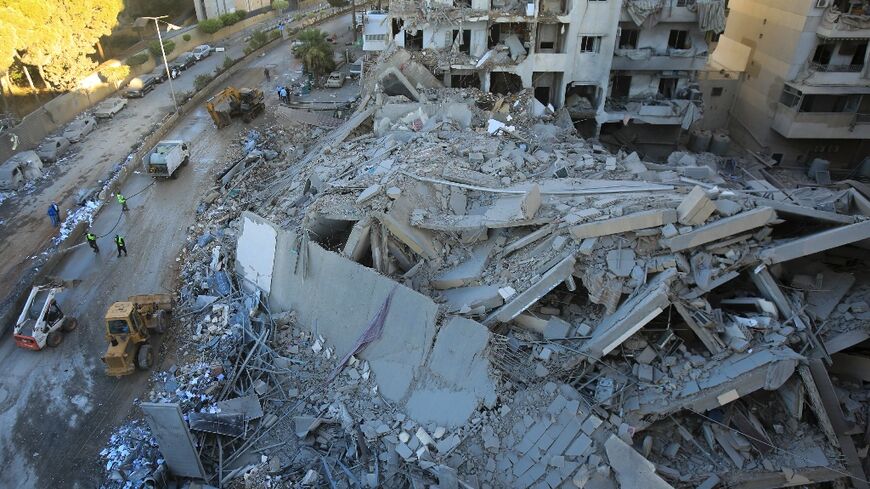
[237,212,278,294]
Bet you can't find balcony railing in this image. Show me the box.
[856,113,870,124]
[809,62,865,72]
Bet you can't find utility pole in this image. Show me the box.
[351,0,357,42]
[141,16,180,113]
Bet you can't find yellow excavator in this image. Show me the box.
[102,294,172,377]
[205,86,265,129]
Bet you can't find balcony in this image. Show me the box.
[620,5,697,24]
[772,104,870,139]
[809,62,865,72]
[817,7,870,39]
[612,48,708,71]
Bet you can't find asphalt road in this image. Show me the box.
[0,12,356,488]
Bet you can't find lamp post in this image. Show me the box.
[140,15,179,113]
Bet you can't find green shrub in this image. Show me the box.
[182,33,192,42]
[148,40,176,59]
[220,10,246,26]
[272,0,289,10]
[222,56,237,70]
[269,30,281,41]
[244,46,254,55]
[198,18,224,34]
[194,74,213,91]
[248,29,269,50]
[125,53,149,66]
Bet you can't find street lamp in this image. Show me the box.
[139,15,180,113]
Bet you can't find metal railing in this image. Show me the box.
[855,113,870,124]
[809,62,865,72]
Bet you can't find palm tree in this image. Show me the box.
[295,29,335,80]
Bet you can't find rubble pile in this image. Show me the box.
[101,71,870,488]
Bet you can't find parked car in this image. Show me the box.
[0,151,44,190]
[349,58,363,78]
[122,74,157,98]
[74,186,100,206]
[325,71,344,88]
[171,52,197,71]
[192,44,212,60]
[94,98,127,119]
[62,116,97,142]
[290,40,303,56]
[36,137,71,163]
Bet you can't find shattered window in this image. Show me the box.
[779,85,801,108]
[580,36,601,53]
[618,29,639,49]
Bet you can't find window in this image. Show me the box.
[812,42,834,65]
[611,74,631,98]
[676,0,689,6]
[711,87,724,97]
[619,29,639,49]
[540,41,555,50]
[779,85,801,107]
[580,36,602,53]
[668,30,689,49]
[771,153,783,163]
[658,77,678,98]
[365,34,386,41]
[452,29,472,54]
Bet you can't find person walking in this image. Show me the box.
[86,232,99,253]
[279,86,288,104]
[116,192,129,212]
[47,202,60,227]
[114,235,127,257]
[264,67,271,81]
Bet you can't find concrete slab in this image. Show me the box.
[406,317,496,426]
[664,207,776,252]
[484,254,576,325]
[440,285,504,313]
[342,216,372,262]
[570,209,677,240]
[431,241,496,289]
[379,195,440,260]
[580,269,676,360]
[237,212,278,294]
[760,220,870,264]
[676,186,715,225]
[141,403,206,479]
[606,249,635,277]
[604,434,674,489]
[753,197,857,224]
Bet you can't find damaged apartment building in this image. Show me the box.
[363,0,728,153]
[714,0,870,170]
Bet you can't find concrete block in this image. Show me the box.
[565,433,592,457]
[676,186,715,225]
[604,435,674,489]
[343,217,373,262]
[379,196,439,260]
[357,184,382,204]
[606,249,635,277]
[544,317,571,339]
[664,207,776,252]
[440,285,504,313]
[715,199,742,217]
[570,209,677,240]
[578,237,598,255]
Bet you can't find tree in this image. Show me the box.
[182,33,191,42]
[272,0,289,10]
[100,65,130,86]
[295,29,335,79]
[327,0,349,6]
[0,0,124,90]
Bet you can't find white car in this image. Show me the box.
[192,44,212,60]
[62,117,97,143]
[94,97,127,119]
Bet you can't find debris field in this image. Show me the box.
[100,52,870,489]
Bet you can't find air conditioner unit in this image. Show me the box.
[815,0,830,8]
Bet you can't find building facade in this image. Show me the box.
[365,0,727,144]
[720,0,870,168]
[194,0,271,21]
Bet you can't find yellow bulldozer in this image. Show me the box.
[205,86,265,129]
[102,294,172,377]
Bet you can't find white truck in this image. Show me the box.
[144,140,190,178]
[14,285,77,350]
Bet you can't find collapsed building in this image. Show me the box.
[362,0,728,155]
[101,48,870,489]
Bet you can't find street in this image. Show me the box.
[0,12,356,487]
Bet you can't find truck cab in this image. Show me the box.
[103,302,147,377]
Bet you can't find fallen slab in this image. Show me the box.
[569,209,677,240]
[483,254,576,325]
[759,220,870,264]
[664,207,776,252]
[141,403,207,479]
[604,434,675,489]
[431,241,496,289]
[627,347,802,428]
[676,186,716,225]
[579,269,676,360]
[752,197,857,225]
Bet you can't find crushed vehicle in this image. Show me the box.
[62,116,97,142]
[325,71,345,88]
[36,136,71,163]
